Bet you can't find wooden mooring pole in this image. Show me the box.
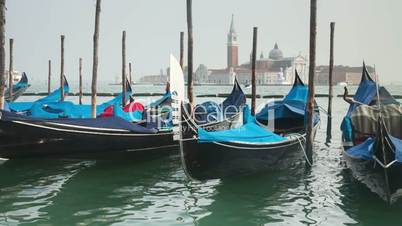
[8,38,13,98]
[48,60,51,94]
[129,62,132,85]
[186,0,194,105]
[0,0,5,109]
[60,35,65,101]
[79,57,83,105]
[91,0,101,118]
[180,31,184,69]
[251,27,257,116]
[122,30,127,106]
[326,22,335,143]
[306,0,317,165]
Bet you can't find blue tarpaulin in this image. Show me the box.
[341,64,400,143]
[391,136,402,162]
[28,80,133,119]
[346,65,377,116]
[346,136,402,163]
[256,72,312,122]
[8,77,70,112]
[113,102,143,122]
[341,65,377,142]
[195,78,246,124]
[198,105,287,144]
[346,138,374,160]
[148,92,172,108]
[29,91,131,119]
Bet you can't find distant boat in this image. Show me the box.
[153,83,165,86]
[338,82,348,87]
[245,84,251,89]
[5,70,22,83]
[5,72,30,102]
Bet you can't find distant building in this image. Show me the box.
[207,15,307,85]
[195,64,209,84]
[315,65,375,85]
[227,14,239,69]
[139,69,167,84]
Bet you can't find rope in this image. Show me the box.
[179,137,197,142]
[318,106,331,117]
[295,135,312,167]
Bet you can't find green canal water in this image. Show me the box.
[1,85,402,225]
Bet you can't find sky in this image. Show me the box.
[5,0,402,85]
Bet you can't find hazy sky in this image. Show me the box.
[5,0,402,85]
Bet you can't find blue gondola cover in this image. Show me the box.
[346,138,374,160]
[195,77,246,124]
[256,71,315,122]
[198,105,287,143]
[8,77,70,112]
[391,136,402,162]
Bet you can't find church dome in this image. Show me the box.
[269,43,283,60]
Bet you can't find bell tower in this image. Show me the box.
[227,14,239,69]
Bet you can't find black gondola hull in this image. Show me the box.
[0,118,177,158]
[0,109,242,159]
[343,149,402,204]
[180,125,318,180]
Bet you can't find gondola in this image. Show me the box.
[0,56,245,159]
[341,64,402,204]
[0,58,179,159]
[5,72,30,102]
[179,72,320,180]
[0,110,176,158]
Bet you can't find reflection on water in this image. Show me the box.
[0,160,94,224]
[1,142,402,225]
[1,86,402,225]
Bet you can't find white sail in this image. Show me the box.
[169,54,185,101]
[169,55,185,141]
